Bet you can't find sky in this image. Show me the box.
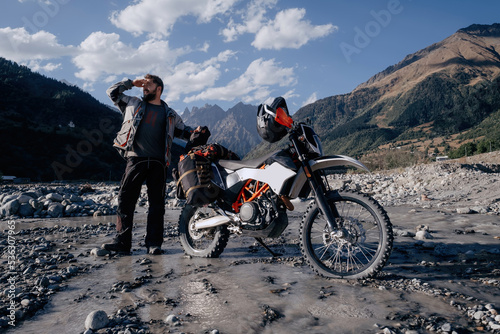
[0,0,499,114]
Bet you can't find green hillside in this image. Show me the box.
[0,57,125,181]
[248,24,500,166]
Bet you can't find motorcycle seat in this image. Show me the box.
[218,151,278,170]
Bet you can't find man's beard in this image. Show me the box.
[143,92,156,102]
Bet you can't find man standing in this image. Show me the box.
[103,74,208,255]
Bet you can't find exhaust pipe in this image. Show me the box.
[194,215,231,230]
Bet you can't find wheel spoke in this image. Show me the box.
[315,242,332,260]
[301,191,393,278]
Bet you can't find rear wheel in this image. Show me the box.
[300,190,393,279]
[178,205,229,258]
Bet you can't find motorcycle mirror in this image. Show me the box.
[275,107,293,128]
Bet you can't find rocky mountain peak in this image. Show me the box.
[264,23,500,162]
[354,23,500,94]
[458,23,500,37]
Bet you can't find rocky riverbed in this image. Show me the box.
[0,182,178,221]
[1,152,500,333]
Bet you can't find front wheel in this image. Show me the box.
[300,190,393,279]
[178,205,229,258]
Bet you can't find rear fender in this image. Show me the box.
[287,155,369,199]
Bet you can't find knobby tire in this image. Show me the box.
[178,205,229,258]
[299,190,393,279]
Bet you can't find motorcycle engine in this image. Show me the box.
[239,198,274,230]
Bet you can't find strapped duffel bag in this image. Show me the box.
[174,152,220,206]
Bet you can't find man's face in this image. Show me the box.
[142,79,159,102]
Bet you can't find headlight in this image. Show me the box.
[299,124,323,156]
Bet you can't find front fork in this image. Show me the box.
[307,168,340,232]
[290,135,339,232]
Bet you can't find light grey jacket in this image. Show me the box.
[107,79,192,165]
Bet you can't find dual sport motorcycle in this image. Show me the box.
[177,98,393,279]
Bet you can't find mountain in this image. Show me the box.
[3,23,500,181]
[0,57,126,181]
[0,56,260,181]
[0,57,260,181]
[248,23,500,162]
[182,102,261,157]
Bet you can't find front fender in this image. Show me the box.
[287,155,369,199]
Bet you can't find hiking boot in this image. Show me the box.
[147,246,162,255]
[102,240,131,254]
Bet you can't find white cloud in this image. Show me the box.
[302,92,318,107]
[73,32,237,99]
[110,0,238,37]
[0,2,328,107]
[72,32,189,82]
[199,42,210,52]
[221,2,337,50]
[0,26,238,101]
[221,0,277,42]
[252,8,337,50]
[164,50,237,101]
[282,89,298,100]
[0,27,74,62]
[26,60,61,72]
[184,57,296,104]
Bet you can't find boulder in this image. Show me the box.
[85,310,109,330]
[18,203,34,217]
[68,194,83,202]
[65,204,80,214]
[1,195,18,205]
[47,203,64,217]
[17,194,34,204]
[0,199,20,217]
[46,193,63,202]
[456,207,473,214]
[90,248,110,256]
[29,198,43,211]
[415,230,433,240]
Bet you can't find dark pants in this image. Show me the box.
[116,157,166,249]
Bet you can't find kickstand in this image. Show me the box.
[254,237,281,257]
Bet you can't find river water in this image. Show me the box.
[5,203,500,333]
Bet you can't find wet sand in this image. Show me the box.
[4,200,500,334]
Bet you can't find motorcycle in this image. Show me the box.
[177,99,393,279]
